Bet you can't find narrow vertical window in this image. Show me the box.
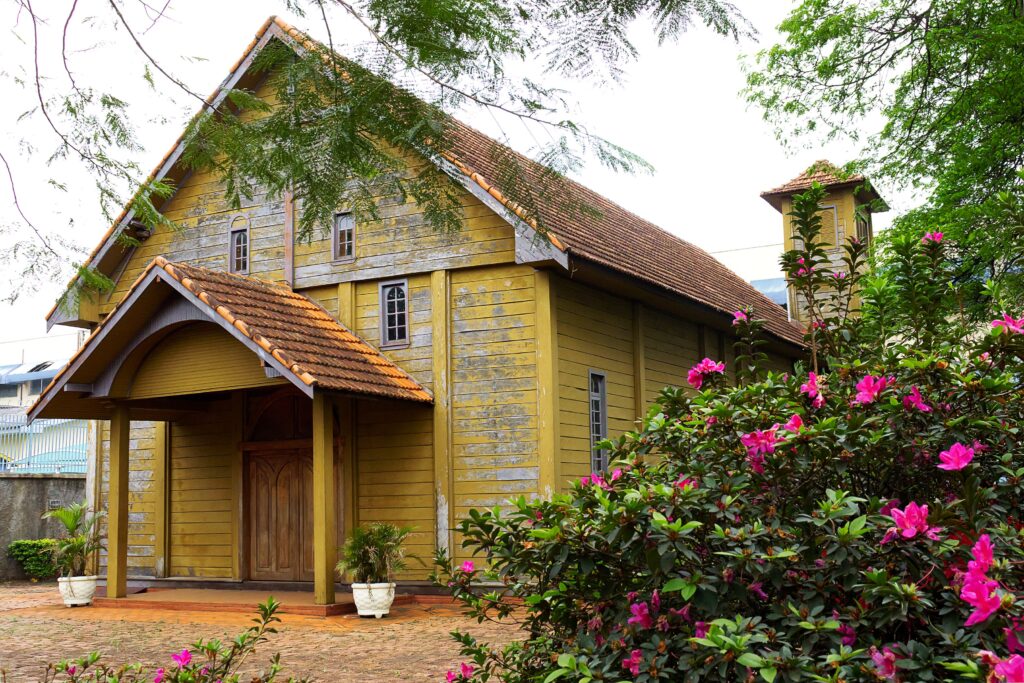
[379,280,409,347]
[333,212,354,261]
[229,227,249,273]
[589,370,608,472]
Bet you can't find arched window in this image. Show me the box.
[379,280,408,347]
[228,215,250,273]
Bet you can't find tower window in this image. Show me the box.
[333,212,355,262]
[379,280,409,348]
[589,370,608,472]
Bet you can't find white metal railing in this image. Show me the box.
[0,411,88,474]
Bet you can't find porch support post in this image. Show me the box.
[107,406,130,599]
[535,270,560,498]
[312,391,337,605]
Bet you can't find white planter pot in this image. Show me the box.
[57,575,97,607]
[350,582,395,618]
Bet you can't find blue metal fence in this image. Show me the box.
[0,411,88,474]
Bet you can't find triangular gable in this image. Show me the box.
[32,256,431,421]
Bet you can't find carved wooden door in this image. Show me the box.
[248,450,314,581]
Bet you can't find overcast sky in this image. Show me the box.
[0,1,909,364]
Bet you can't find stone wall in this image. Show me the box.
[0,473,86,579]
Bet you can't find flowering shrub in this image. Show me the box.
[437,184,1024,682]
[25,599,305,683]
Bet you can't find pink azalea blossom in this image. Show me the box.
[579,475,591,486]
[782,413,804,433]
[676,477,698,491]
[732,310,748,326]
[921,231,944,244]
[961,573,1001,626]
[67,665,76,676]
[837,623,856,646]
[748,581,768,600]
[1007,621,1024,655]
[938,442,975,471]
[800,372,820,401]
[833,271,848,280]
[870,646,899,680]
[460,560,475,573]
[153,669,165,683]
[694,621,709,638]
[610,468,623,481]
[627,601,654,629]
[854,375,889,405]
[461,662,475,678]
[995,656,1024,682]
[970,534,994,574]
[740,428,780,456]
[993,314,1024,335]
[446,671,457,683]
[687,358,726,389]
[171,650,191,668]
[883,502,942,542]
[902,386,932,413]
[747,451,767,474]
[621,649,643,677]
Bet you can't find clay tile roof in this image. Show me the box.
[156,259,432,402]
[444,121,806,347]
[761,160,866,197]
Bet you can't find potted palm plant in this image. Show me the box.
[336,522,412,618]
[43,501,105,607]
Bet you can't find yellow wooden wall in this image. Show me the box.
[641,307,702,407]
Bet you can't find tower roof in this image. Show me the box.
[760,160,888,213]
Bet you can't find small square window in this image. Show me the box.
[333,212,355,262]
[229,228,249,273]
[379,280,409,348]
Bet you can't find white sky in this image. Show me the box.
[0,1,912,364]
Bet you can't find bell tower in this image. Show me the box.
[761,160,888,324]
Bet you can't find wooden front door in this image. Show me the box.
[248,450,314,581]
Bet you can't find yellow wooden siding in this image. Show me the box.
[642,307,701,408]
[96,420,158,576]
[168,399,236,578]
[355,400,435,580]
[130,323,286,398]
[555,278,636,483]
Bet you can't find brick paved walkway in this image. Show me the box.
[0,582,517,681]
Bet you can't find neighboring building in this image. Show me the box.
[0,358,88,473]
[750,278,788,314]
[761,161,889,325]
[31,17,804,605]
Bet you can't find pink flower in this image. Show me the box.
[921,231,944,244]
[1007,621,1024,655]
[902,386,932,413]
[676,477,698,491]
[579,475,591,486]
[837,623,856,646]
[687,358,726,389]
[885,502,942,542]
[993,314,1024,335]
[938,442,974,471]
[782,413,804,433]
[747,451,767,475]
[970,534,994,574]
[460,662,475,678]
[610,468,623,481]
[748,581,768,600]
[870,646,899,680]
[854,375,888,405]
[621,649,643,677]
[171,650,191,668]
[627,601,654,629]
[800,372,820,400]
[67,665,76,676]
[153,669,165,683]
[694,621,709,638]
[460,560,475,573]
[740,428,779,456]
[446,671,457,683]
[995,656,1024,682]
[832,271,848,280]
[732,310,748,326]
[961,573,1001,626]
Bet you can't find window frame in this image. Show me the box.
[588,369,608,473]
[378,279,410,349]
[228,214,250,274]
[331,211,355,263]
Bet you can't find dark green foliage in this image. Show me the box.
[336,522,413,583]
[746,0,1024,322]
[6,539,58,580]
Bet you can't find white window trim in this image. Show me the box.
[228,214,251,274]
[331,211,356,263]
[588,369,608,473]
[378,279,410,349]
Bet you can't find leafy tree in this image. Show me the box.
[4,0,749,302]
[745,0,1024,320]
[436,186,1024,682]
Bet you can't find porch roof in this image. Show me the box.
[30,257,432,420]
